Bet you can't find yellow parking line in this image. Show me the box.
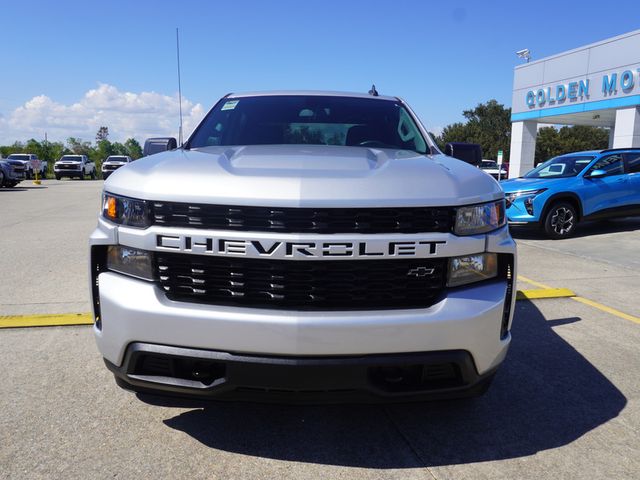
[516,288,576,300]
[572,297,640,325]
[519,275,639,325]
[0,313,93,329]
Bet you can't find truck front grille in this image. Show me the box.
[155,253,447,310]
[57,164,80,170]
[151,203,453,234]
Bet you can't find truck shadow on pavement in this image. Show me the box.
[147,300,626,468]
[0,186,48,192]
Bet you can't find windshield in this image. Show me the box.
[107,156,128,162]
[188,95,429,154]
[481,161,497,169]
[60,156,82,162]
[524,155,595,179]
[8,154,29,160]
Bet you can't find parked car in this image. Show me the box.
[91,90,516,402]
[0,159,24,187]
[6,153,47,179]
[3,158,27,182]
[502,148,640,239]
[54,155,96,180]
[479,160,508,180]
[101,155,132,180]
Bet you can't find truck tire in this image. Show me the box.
[543,202,578,239]
[55,174,61,180]
[90,169,96,180]
[0,170,4,186]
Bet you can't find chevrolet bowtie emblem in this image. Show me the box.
[407,267,435,278]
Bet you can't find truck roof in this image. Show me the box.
[227,90,399,102]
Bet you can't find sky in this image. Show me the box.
[1,0,640,145]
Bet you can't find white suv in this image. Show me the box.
[90,91,516,402]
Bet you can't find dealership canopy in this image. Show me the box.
[509,30,640,177]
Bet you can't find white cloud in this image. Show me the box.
[0,83,205,145]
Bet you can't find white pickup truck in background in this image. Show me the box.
[54,155,96,180]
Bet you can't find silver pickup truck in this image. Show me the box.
[0,159,25,187]
[90,91,516,402]
[6,153,47,179]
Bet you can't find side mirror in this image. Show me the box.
[143,137,178,157]
[587,169,607,179]
[444,142,483,167]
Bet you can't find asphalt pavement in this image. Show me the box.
[0,180,638,479]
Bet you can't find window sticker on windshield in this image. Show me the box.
[221,100,239,111]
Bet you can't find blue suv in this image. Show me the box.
[502,149,640,239]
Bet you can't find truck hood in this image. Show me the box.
[104,145,503,207]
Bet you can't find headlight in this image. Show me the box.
[102,193,150,228]
[448,253,498,287]
[107,246,154,281]
[454,200,505,235]
[505,189,547,208]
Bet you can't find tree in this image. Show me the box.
[436,100,511,160]
[47,142,67,162]
[535,125,609,165]
[96,126,109,142]
[0,141,25,157]
[535,127,560,164]
[124,138,143,159]
[437,122,470,150]
[67,137,93,156]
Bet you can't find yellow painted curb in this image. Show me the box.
[0,313,93,329]
[516,288,576,300]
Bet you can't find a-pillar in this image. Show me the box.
[508,120,537,178]
[612,107,640,148]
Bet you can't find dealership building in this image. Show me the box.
[509,30,640,178]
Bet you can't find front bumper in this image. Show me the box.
[6,172,24,181]
[55,166,83,176]
[102,166,122,178]
[93,270,512,400]
[106,343,499,402]
[91,219,516,400]
[505,192,553,224]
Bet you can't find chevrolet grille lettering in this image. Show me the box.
[155,235,447,259]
